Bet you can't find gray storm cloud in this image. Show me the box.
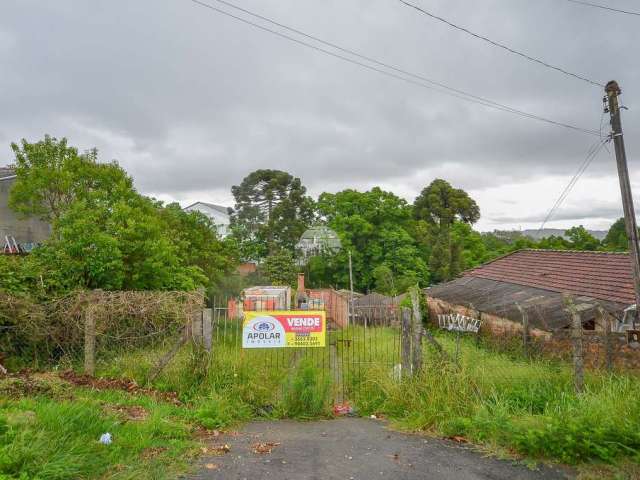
[0,0,638,230]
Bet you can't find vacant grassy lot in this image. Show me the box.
[1,327,639,479]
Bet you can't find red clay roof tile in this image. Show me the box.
[465,249,636,305]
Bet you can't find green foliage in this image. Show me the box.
[230,169,315,260]
[193,395,250,429]
[262,249,298,287]
[0,392,194,479]
[312,187,428,291]
[281,358,331,419]
[565,225,600,251]
[413,178,480,227]
[9,135,134,223]
[412,179,480,283]
[3,135,237,294]
[602,217,630,251]
[347,332,640,467]
[372,265,396,295]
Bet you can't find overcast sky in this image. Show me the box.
[1,0,639,231]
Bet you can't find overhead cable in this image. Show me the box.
[188,0,601,136]
[538,139,608,231]
[397,0,604,87]
[564,0,640,17]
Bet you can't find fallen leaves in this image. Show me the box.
[204,463,219,470]
[201,444,231,456]
[447,435,468,443]
[140,447,167,460]
[103,404,148,422]
[252,442,281,454]
[58,370,181,405]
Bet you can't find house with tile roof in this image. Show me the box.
[1,166,51,248]
[426,249,637,335]
[183,201,231,238]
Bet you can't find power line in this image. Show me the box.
[538,139,608,230]
[397,0,604,87]
[564,0,640,17]
[539,140,604,230]
[188,0,600,136]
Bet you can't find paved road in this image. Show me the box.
[188,418,568,480]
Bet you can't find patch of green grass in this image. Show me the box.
[0,387,196,480]
[6,322,640,479]
[280,358,332,419]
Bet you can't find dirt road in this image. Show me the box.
[188,417,568,480]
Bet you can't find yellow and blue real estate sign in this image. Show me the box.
[242,310,326,348]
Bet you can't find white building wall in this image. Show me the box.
[183,202,230,238]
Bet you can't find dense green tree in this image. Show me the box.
[159,203,238,286]
[312,188,428,292]
[413,179,480,283]
[372,265,395,295]
[262,249,298,287]
[602,218,629,251]
[9,135,133,223]
[536,235,569,250]
[565,225,600,251]
[413,179,480,227]
[230,169,315,260]
[3,135,236,294]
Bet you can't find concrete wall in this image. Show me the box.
[427,296,551,340]
[0,178,51,244]
[427,295,640,370]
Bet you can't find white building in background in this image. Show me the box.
[183,201,231,238]
[296,226,341,259]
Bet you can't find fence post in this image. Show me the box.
[564,296,584,394]
[401,307,412,377]
[84,303,96,376]
[516,303,530,358]
[203,308,213,352]
[410,287,423,374]
[599,306,614,372]
[191,288,206,345]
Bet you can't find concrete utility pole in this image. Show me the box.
[606,80,640,326]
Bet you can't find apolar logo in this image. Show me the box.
[242,316,286,348]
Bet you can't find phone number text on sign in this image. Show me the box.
[242,311,326,348]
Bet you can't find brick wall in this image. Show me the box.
[542,330,640,370]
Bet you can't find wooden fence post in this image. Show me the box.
[516,303,530,358]
[564,296,584,394]
[401,307,412,377]
[203,308,213,353]
[599,307,614,372]
[84,304,96,376]
[191,288,206,345]
[410,287,423,374]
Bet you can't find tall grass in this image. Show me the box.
[347,331,640,465]
[9,322,637,477]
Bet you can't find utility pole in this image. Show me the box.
[348,250,354,327]
[606,80,640,326]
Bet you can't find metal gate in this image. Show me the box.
[209,296,407,405]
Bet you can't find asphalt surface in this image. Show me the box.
[188,418,568,480]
